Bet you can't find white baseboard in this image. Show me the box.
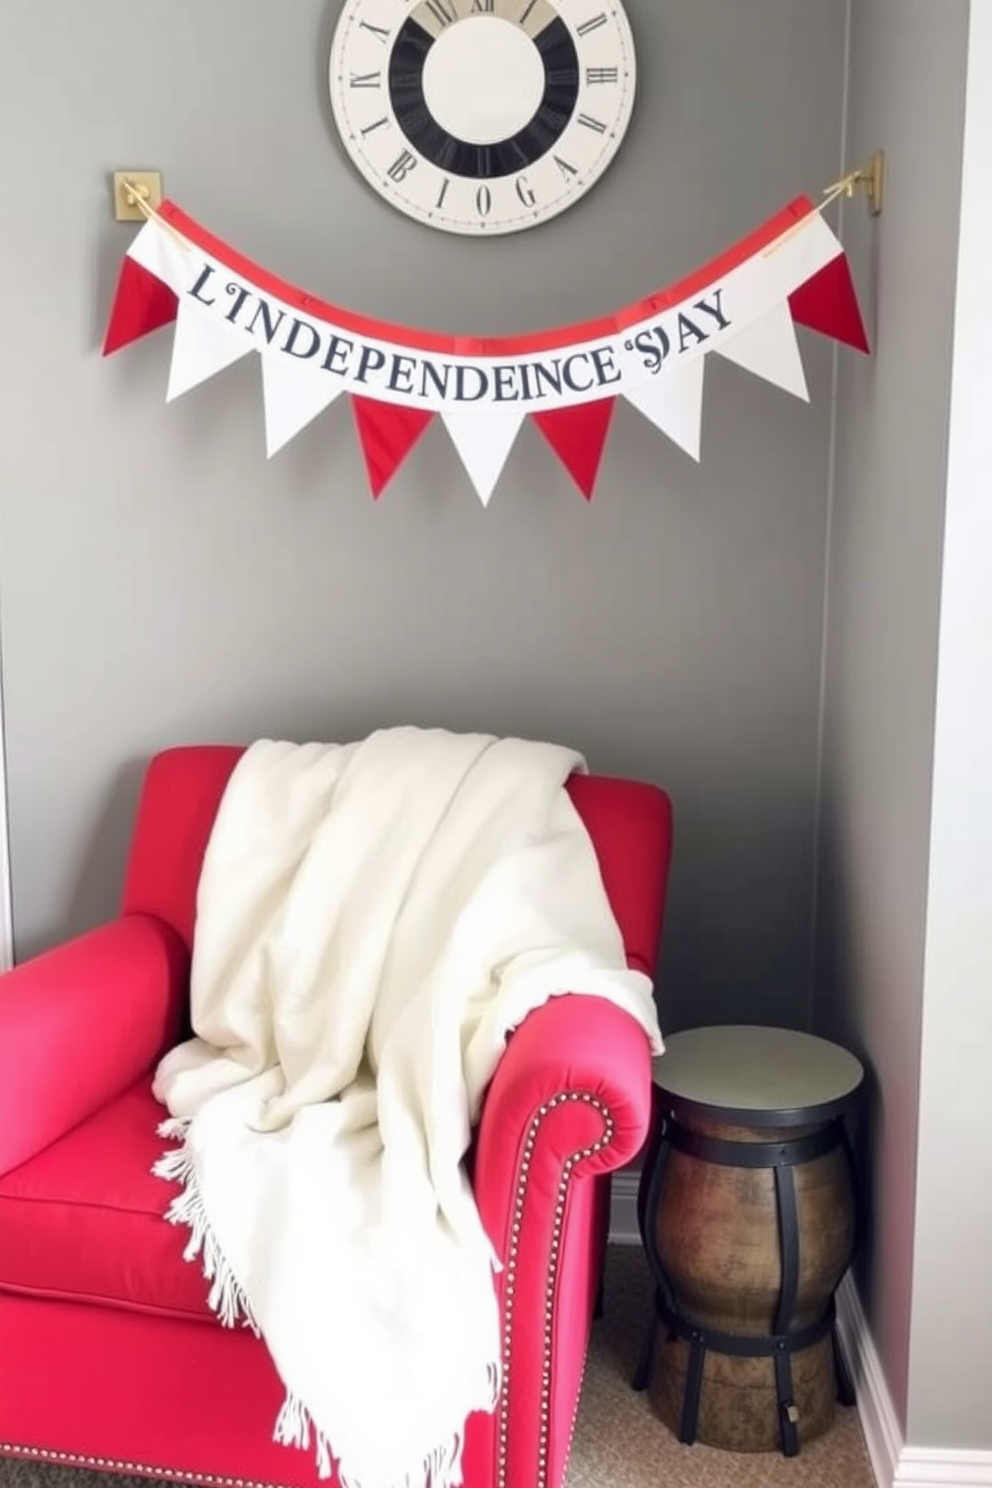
[613,1190,992,1488]
[831,1274,992,1488]
[836,1271,903,1488]
[896,1452,992,1488]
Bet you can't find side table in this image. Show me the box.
[633,1025,863,1456]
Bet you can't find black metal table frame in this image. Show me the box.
[632,1112,857,1457]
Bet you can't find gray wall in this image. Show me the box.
[813,0,969,1439]
[0,0,849,1034]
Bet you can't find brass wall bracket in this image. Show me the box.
[822,152,885,218]
[113,171,163,222]
[849,151,885,216]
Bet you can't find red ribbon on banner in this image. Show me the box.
[103,196,869,500]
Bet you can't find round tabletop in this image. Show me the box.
[651,1025,864,1128]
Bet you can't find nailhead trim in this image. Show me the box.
[0,1444,290,1488]
[4,1097,613,1488]
[559,1348,592,1485]
[495,1091,614,1488]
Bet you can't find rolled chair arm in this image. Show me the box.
[472,993,655,1488]
[475,993,654,1218]
[0,914,189,1176]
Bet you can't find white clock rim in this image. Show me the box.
[327,0,637,237]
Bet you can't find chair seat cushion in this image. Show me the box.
[0,1076,214,1322]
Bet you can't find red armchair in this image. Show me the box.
[0,745,672,1488]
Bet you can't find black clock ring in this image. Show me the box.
[387,14,580,179]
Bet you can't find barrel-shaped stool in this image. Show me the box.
[634,1026,863,1456]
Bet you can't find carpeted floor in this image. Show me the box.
[567,1246,875,1488]
[0,1248,874,1488]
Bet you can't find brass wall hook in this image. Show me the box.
[113,171,164,222]
[849,151,885,215]
[824,151,885,216]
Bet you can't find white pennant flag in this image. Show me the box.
[441,408,526,506]
[261,353,345,457]
[166,299,254,403]
[624,357,706,461]
[714,300,809,401]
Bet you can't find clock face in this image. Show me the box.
[328,0,636,235]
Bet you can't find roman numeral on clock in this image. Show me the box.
[361,116,390,136]
[586,66,619,84]
[519,0,540,22]
[576,13,608,36]
[424,0,457,25]
[359,19,390,42]
[577,113,607,133]
[471,0,494,10]
[349,71,381,88]
[388,149,419,183]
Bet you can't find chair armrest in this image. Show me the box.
[0,914,189,1175]
[472,993,654,1488]
[474,993,653,1230]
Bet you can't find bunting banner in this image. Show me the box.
[103,196,869,502]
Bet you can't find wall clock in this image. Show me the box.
[328,0,636,236]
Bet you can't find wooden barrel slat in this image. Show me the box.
[643,1110,856,1452]
[649,1334,837,1454]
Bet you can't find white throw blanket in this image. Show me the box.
[153,728,663,1488]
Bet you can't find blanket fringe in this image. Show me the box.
[153,1125,259,1334]
[275,1390,471,1488]
[154,1123,494,1488]
[487,1360,500,1410]
[274,1392,333,1480]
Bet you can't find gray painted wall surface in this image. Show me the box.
[813,0,968,1437]
[0,0,848,1034]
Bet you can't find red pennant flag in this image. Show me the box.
[351,397,434,499]
[532,398,617,501]
[789,254,870,353]
[102,257,179,356]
